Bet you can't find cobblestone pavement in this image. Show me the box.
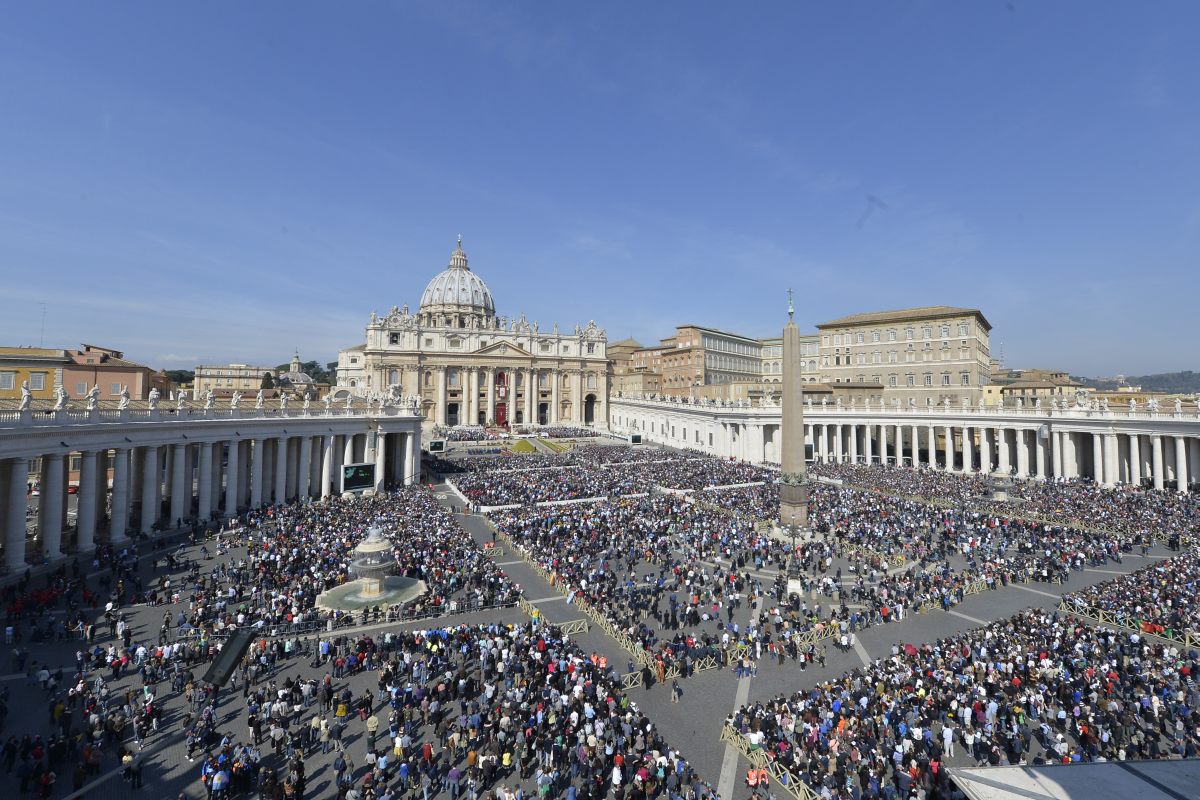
[0,481,1172,800]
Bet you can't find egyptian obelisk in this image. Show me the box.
[779,289,809,528]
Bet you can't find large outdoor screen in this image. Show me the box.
[342,463,375,492]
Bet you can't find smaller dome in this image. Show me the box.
[419,239,495,317]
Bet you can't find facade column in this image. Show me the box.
[170,443,187,526]
[1014,430,1029,478]
[343,433,356,465]
[892,424,902,465]
[943,426,953,471]
[863,424,873,465]
[406,431,419,485]
[573,370,585,423]
[374,432,387,492]
[198,443,213,520]
[466,369,477,426]
[833,424,843,463]
[1052,431,1063,478]
[1090,433,1104,484]
[140,446,159,534]
[823,425,832,462]
[1151,435,1164,490]
[1175,436,1189,492]
[963,427,974,473]
[4,458,29,570]
[910,424,920,466]
[525,369,535,425]
[77,451,98,551]
[1126,434,1141,486]
[997,428,1010,474]
[110,449,129,542]
[925,425,935,468]
[41,454,65,559]
[848,424,858,464]
[274,436,288,504]
[484,368,495,425]
[436,368,447,426]
[551,371,560,424]
[298,436,312,499]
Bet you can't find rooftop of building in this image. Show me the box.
[817,305,991,330]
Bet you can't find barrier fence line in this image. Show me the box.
[719,725,818,800]
[1057,600,1198,650]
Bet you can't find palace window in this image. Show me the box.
[940,325,950,338]
[538,373,548,389]
[388,370,399,385]
[30,373,45,391]
[447,369,460,388]
[958,323,969,336]
[855,333,864,344]
[888,375,897,387]
[390,333,401,345]
[960,373,971,386]
[587,374,597,389]
[110,383,121,395]
[587,343,595,354]
[75,382,87,395]
[923,374,932,386]
[872,331,880,342]
[0,372,14,390]
[906,374,915,387]
[923,326,932,339]
[941,374,951,386]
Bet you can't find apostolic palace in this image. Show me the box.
[334,238,610,428]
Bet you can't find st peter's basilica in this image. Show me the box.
[335,239,610,428]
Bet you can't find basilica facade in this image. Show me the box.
[335,240,610,428]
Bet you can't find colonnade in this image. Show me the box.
[799,421,1200,490]
[425,365,603,428]
[0,412,422,572]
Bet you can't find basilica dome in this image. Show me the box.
[419,238,495,322]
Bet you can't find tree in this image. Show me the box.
[261,372,275,389]
[164,369,194,384]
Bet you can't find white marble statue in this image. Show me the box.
[943,398,951,410]
[1175,398,1183,414]
[302,394,311,413]
[147,387,160,410]
[344,394,353,410]
[893,399,901,411]
[1101,398,1109,411]
[19,380,32,411]
[1016,398,1023,409]
[176,390,188,411]
[1129,398,1137,413]
[1034,398,1041,410]
[255,389,265,410]
[323,393,334,411]
[835,397,843,409]
[231,390,243,409]
[926,397,933,409]
[204,389,215,410]
[978,397,985,412]
[51,384,68,411]
[118,385,131,410]
[86,384,100,410]
[1148,396,1159,413]
[280,392,289,410]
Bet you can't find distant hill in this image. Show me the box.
[1072,370,1200,394]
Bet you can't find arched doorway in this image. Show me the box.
[583,394,597,425]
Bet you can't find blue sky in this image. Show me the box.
[1,2,1196,376]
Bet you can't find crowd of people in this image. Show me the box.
[1063,549,1200,641]
[732,607,1200,799]
[810,464,1200,543]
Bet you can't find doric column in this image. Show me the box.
[77,451,98,551]
[863,425,873,464]
[274,436,288,504]
[250,438,265,508]
[997,428,1010,473]
[834,424,843,463]
[1127,434,1141,486]
[823,425,832,462]
[321,435,334,498]
[979,428,992,472]
[1051,431,1063,478]
[1035,430,1047,480]
[910,424,919,466]
[286,437,299,500]
[551,372,560,424]
[1104,432,1118,487]
[140,446,159,534]
[40,453,64,558]
[1190,439,1200,491]
[198,443,213,520]
[298,436,312,499]
[374,432,387,492]
[224,440,240,518]
[109,448,129,542]
[877,424,887,463]
[963,427,974,473]
[1151,434,1164,490]
[1014,430,1029,478]
[343,433,356,465]
[170,443,187,526]
[1174,436,1189,493]
[848,424,858,464]
[943,426,953,471]
[1091,433,1104,484]
[5,458,29,570]
[436,368,447,426]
